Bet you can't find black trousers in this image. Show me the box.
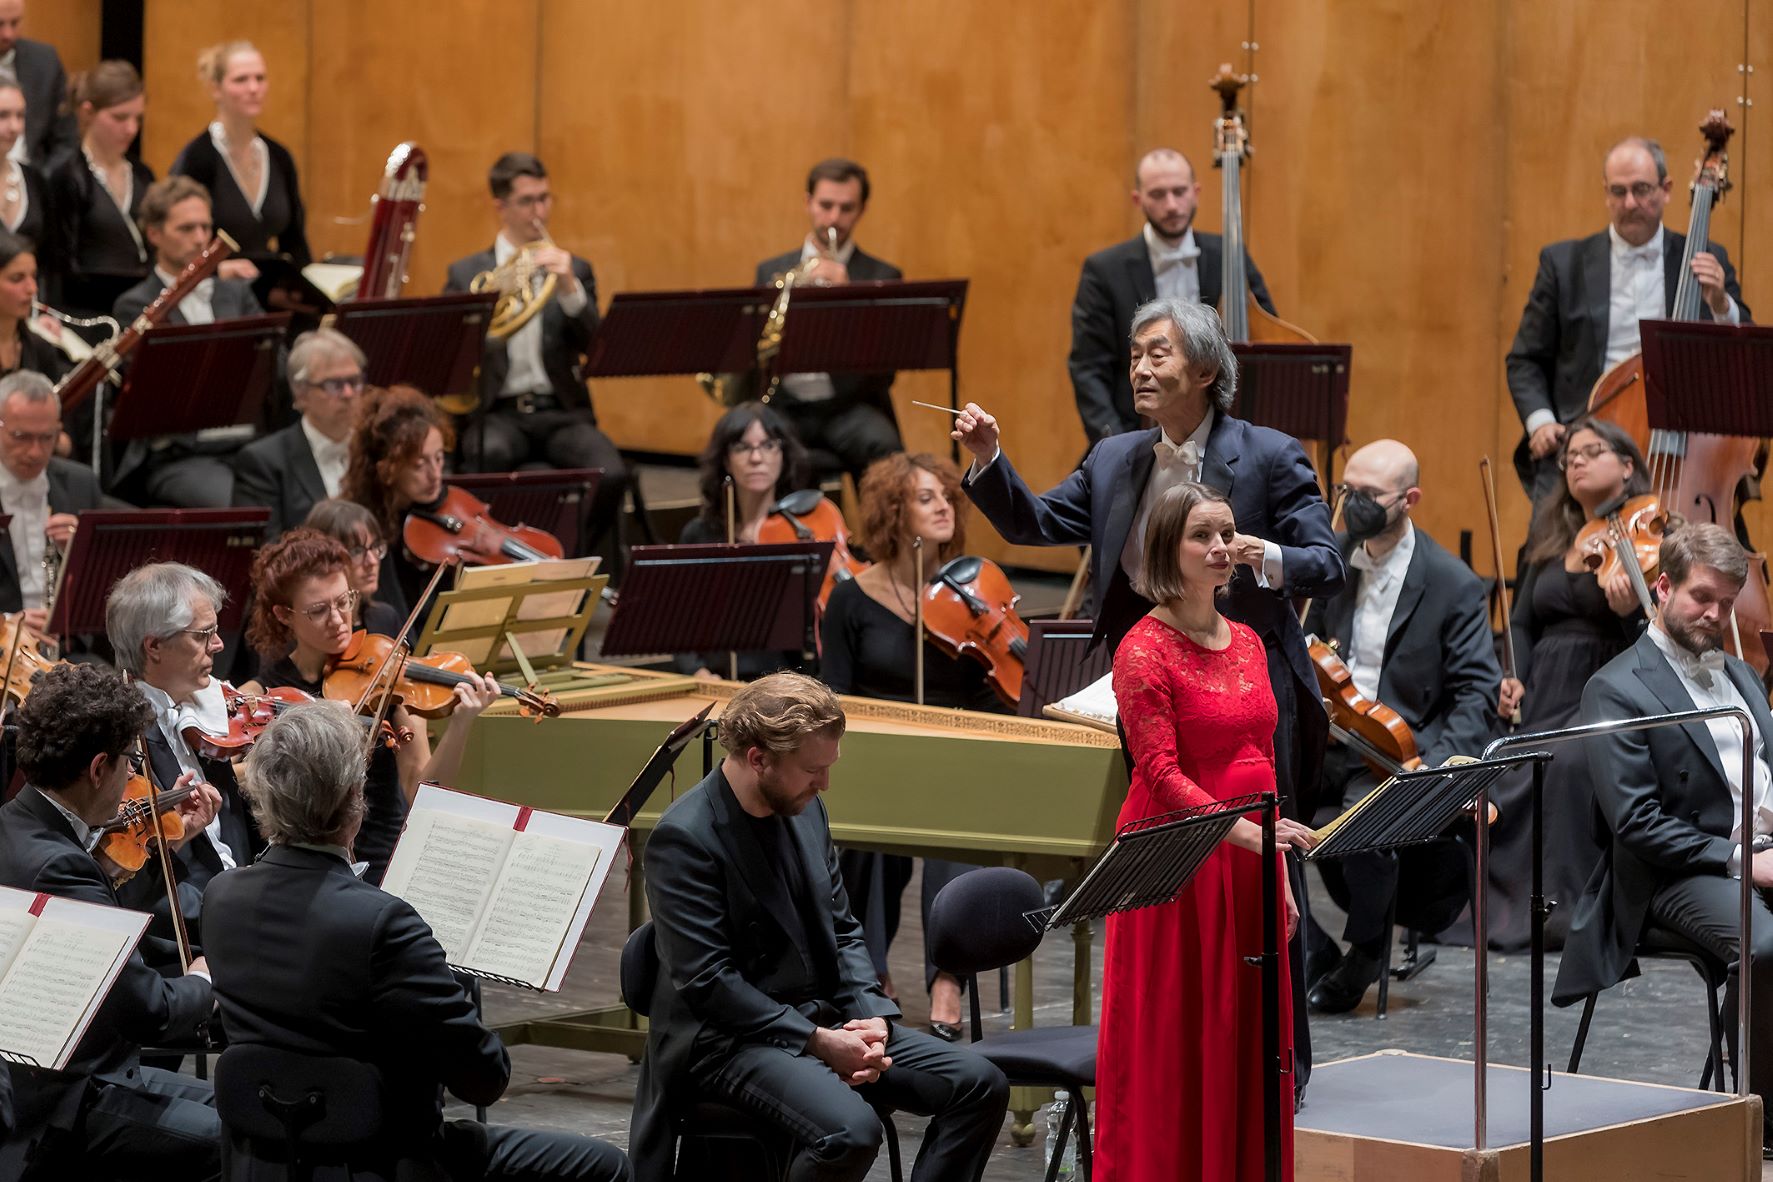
[476,1122,632,1180]
[78,1066,222,1180]
[144,454,236,508]
[776,400,902,485]
[695,1024,1008,1182]
[460,404,631,565]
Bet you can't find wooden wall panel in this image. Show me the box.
[27,0,102,76]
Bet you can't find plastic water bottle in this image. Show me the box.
[1044,1098,1079,1180]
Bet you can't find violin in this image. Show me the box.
[756,489,871,611]
[403,485,565,569]
[322,629,559,721]
[181,683,409,760]
[93,774,200,882]
[1574,493,1666,617]
[920,556,1029,709]
[0,613,63,705]
[1307,636,1422,778]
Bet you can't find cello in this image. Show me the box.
[1587,110,1772,674]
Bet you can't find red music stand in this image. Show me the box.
[1640,319,1773,436]
[45,509,270,638]
[109,314,292,441]
[450,469,602,558]
[601,541,834,662]
[1231,342,1354,485]
[326,292,496,403]
[585,287,772,378]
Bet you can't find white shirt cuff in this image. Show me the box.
[1255,541,1282,590]
[1721,295,1742,326]
[187,966,212,983]
[557,282,589,316]
[965,448,1001,483]
[1524,409,1558,437]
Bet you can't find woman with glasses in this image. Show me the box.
[240,529,497,884]
[302,497,403,638]
[1487,415,1652,950]
[341,384,453,627]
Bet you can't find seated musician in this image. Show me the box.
[674,399,814,679]
[111,175,265,509]
[443,152,628,568]
[0,229,69,384]
[232,328,365,541]
[303,496,405,638]
[1553,523,1773,1150]
[0,662,221,1178]
[1299,439,1500,1013]
[341,383,453,623]
[0,372,101,633]
[823,452,991,1038]
[201,701,632,1181]
[631,672,1007,1182]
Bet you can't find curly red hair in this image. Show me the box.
[340,384,455,540]
[855,452,967,566]
[246,529,352,658]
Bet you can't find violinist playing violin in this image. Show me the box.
[1488,417,1651,952]
[341,383,455,627]
[302,497,407,639]
[240,529,499,885]
[1298,440,1500,1014]
[0,372,102,635]
[0,662,222,1179]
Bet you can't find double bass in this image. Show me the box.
[1587,111,1773,673]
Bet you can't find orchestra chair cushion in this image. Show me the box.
[214,1043,398,1179]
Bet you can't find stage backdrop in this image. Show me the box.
[43,1,1758,574]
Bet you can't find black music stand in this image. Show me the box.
[1231,342,1353,485]
[325,292,496,402]
[601,541,834,665]
[450,469,602,559]
[244,253,339,322]
[1044,793,1284,1182]
[45,509,270,640]
[1016,618,1109,718]
[586,287,770,379]
[109,314,291,441]
[603,704,717,828]
[1640,319,1773,437]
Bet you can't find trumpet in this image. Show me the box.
[472,217,559,342]
[28,301,120,364]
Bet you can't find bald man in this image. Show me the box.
[1068,147,1276,441]
[1507,136,1750,499]
[1300,440,1502,1013]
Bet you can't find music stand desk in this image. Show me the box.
[111,314,290,440]
[1640,319,1773,437]
[602,541,834,661]
[47,508,270,637]
[415,561,606,684]
[450,469,603,559]
[326,292,496,402]
[1231,341,1353,485]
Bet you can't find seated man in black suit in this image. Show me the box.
[0,1,76,169]
[631,672,1007,1181]
[0,371,102,632]
[0,662,221,1179]
[1554,523,1773,1145]
[1300,439,1501,1012]
[1069,147,1275,442]
[1506,136,1750,499]
[112,176,266,508]
[232,327,364,541]
[201,701,630,1181]
[444,152,628,565]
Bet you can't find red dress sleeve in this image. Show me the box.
[1112,624,1214,812]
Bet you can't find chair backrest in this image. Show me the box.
[926,867,1047,977]
[214,1044,385,1150]
[620,920,659,1018]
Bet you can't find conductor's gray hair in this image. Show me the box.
[105,563,227,677]
[240,701,367,846]
[1129,297,1239,413]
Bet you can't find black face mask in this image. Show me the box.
[1343,491,1395,543]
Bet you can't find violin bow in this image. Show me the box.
[1297,487,1348,626]
[140,735,195,972]
[1478,458,1522,726]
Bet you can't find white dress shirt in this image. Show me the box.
[1645,622,1773,872]
[494,232,589,401]
[155,265,216,326]
[207,121,269,215]
[1345,523,1415,701]
[1144,224,1201,303]
[776,234,861,404]
[1,159,27,232]
[0,463,50,610]
[300,416,349,497]
[135,680,237,871]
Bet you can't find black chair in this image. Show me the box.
[213,1043,415,1181]
[1566,918,1733,1092]
[619,921,904,1182]
[927,867,1096,1182]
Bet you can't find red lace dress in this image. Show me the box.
[1096,615,1294,1182]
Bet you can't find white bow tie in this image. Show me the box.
[1155,437,1202,471]
[1681,649,1727,687]
[1152,243,1200,268]
[1622,245,1657,264]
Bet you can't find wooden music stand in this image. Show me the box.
[413,559,607,683]
[108,314,291,440]
[45,509,270,638]
[1017,618,1109,718]
[601,541,834,662]
[1640,319,1773,436]
[325,292,496,402]
[1231,342,1353,486]
[449,469,602,559]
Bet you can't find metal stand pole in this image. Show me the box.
[1261,791,1282,1182]
[1529,759,1547,1182]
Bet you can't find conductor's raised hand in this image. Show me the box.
[952,402,999,465]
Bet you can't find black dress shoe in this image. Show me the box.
[1308,947,1382,1014]
[930,1021,963,1042]
[1304,942,1342,990]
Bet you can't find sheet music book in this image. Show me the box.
[1041,670,1118,734]
[0,885,151,1070]
[380,784,625,991]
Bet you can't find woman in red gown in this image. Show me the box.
[1098,481,1319,1182]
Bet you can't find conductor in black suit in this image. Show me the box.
[1069,148,1275,442]
[0,662,222,1179]
[1553,524,1773,1143]
[631,673,1008,1181]
[201,701,631,1181]
[0,372,102,631]
[744,158,904,482]
[232,327,364,541]
[0,3,76,169]
[112,176,266,508]
[1300,439,1501,1013]
[1506,136,1750,500]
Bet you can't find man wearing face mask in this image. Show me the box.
[1300,440,1501,1012]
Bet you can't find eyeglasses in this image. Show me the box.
[0,425,59,448]
[125,749,145,775]
[727,438,783,458]
[308,373,365,397]
[179,625,220,644]
[1605,182,1661,201]
[347,540,388,562]
[1558,443,1617,471]
[293,589,359,625]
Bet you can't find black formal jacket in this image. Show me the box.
[1069,231,1275,441]
[0,457,103,614]
[171,130,311,267]
[11,164,50,278]
[1553,630,1773,1005]
[0,785,213,1171]
[46,152,153,316]
[14,40,75,171]
[632,766,899,1179]
[1505,228,1750,482]
[1302,528,1500,769]
[443,248,600,415]
[201,844,510,1176]
[231,421,328,540]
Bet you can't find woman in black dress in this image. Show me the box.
[47,61,152,322]
[1489,416,1649,949]
[240,529,497,884]
[0,230,69,384]
[821,452,994,1038]
[171,41,310,269]
[303,497,406,639]
[0,75,50,270]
